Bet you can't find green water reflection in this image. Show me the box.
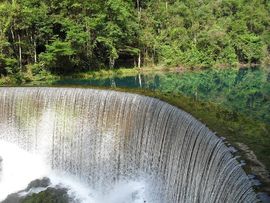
[54,67,270,124]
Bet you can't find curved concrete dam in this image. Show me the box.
[0,87,258,202]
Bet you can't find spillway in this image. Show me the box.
[0,87,258,202]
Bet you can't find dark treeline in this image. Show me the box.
[0,0,269,79]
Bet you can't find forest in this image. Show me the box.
[0,0,269,83]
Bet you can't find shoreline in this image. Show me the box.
[0,63,268,86]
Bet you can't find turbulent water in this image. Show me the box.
[0,87,258,202]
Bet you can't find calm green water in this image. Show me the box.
[54,67,270,124]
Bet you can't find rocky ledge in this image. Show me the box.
[1,177,75,203]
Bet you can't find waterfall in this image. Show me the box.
[0,87,258,202]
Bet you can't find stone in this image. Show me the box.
[26,177,51,191]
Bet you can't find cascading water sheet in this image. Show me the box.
[0,87,258,202]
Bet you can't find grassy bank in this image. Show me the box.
[0,67,179,86]
[57,63,263,79]
[0,64,266,86]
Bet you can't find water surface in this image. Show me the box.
[53,68,270,124]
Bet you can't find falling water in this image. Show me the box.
[0,87,258,202]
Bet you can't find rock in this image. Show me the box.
[2,186,71,203]
[2,177,75,203]
[248,174,256,179]
[26,177,51,190]
[22,186,71,203]
[1,193,22,203]
[258,192,270,203]
[236,142,270,193]
[228,146,238,153]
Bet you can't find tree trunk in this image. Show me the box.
[136,0,140,15]
[137,0,142,68]
[31,35,37,63]
[86,26,91,70]
[10,28,15,43]
[138,52,141,69]
[109,57,115,69]
[18,34,22,71]
[34,40,37,63]
[134,58,137,68]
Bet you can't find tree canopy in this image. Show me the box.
[0,0,269,78]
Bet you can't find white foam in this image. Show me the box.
[48,171,96,203]
[95,180,146,203]
[0,141,147,202]
[0,140,48,200]
[47,172,147,203]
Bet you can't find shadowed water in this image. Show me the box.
[0,87,258,202]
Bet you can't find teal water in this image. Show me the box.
[54,67,270,124]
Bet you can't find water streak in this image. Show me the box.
[0,87,258,202]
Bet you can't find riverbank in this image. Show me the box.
[58,63,265,79]
[1,63,267,86]
[0,66,196,86]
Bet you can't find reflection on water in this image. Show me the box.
[54,67,270,124]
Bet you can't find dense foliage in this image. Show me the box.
[0,0,269,81]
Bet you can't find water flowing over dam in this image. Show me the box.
[0,87,258,202]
